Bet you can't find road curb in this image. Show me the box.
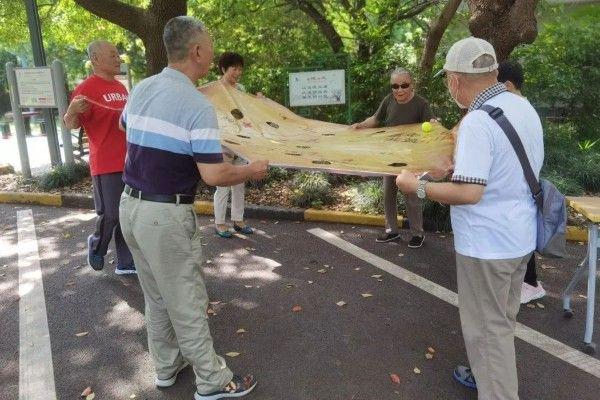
[0,191,62,207]
[0,190,588,242]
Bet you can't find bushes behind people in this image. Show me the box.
[38,162,90,191]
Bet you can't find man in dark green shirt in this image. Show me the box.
[352,68,434,247]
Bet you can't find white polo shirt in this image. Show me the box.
[450,86,544,259]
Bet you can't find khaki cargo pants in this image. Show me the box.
[119,193,233,393]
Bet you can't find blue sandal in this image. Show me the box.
[215,228,233,238]
[453,365,477,389]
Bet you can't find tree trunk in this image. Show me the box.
[74,0,187,76]
[419,0,462,83]
[286,0,344,53]
[468,0,539,61]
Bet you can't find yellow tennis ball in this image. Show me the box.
[421,121,432,133]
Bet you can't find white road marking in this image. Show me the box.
[308,227,600,380]
[18,209,57,399]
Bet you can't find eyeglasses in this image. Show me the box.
[391,83,410,90]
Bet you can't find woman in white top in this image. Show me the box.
[213,52,255,238]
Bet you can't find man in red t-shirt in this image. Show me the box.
[64,40,135,275]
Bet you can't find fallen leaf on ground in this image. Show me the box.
[244,285,253,288]
[354,267,361,271]
[440,235,446,238]
[86,394,95,400]
[308,280,314,284]
[398,253,404,257]
[206,260,212,264]
[207,309,216,316]
[225,352,240,358]
[526,303,536,309]
[0,273,5,277]
[81,387,93,397]
[129,395,136,399]
[413,367,421,374]
[540,264,555,270]
[65,281,75,286]
[62,232,72,239]
[427,347,435,353]
[389,373,401,384]
[377,279,383,282]
[209,301,221,305]
[317,269,327,274]
[292,305,303,312]
[579,294,588,299]
[109,260,114,265]
[285,283,294,288]
[371,274,382,279]
[425,353,434,360]
[336,301,347,307]
[536,303,545,309]
[361,293,373,298]
[303,267,310,270]
[236,328,247,334]
[75,332,89,337]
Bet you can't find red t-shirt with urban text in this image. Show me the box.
[72,75,128,176]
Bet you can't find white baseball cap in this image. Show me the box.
[435,37,498,77]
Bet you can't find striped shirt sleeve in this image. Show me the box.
[190,105,223,163]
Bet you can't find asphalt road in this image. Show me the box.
[1,203,599,400]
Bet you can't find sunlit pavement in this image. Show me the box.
[1,203,599,400]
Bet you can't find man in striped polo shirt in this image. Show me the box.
[119,16,267,400]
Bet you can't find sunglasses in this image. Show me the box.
[391,83,411,90]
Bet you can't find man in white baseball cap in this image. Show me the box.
[396,37,544,399]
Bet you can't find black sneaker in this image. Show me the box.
[195,375,257,399]
[375,232,401,243]
[408,235,425,248]
[87,234,104,270]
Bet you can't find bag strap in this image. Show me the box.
[478,104,543,208]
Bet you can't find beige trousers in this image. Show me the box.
[383,176,423,235]
[119,193,233,394]
[214,155,246,225]
[456,252,531,400]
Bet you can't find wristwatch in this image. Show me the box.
[416,180,428,199]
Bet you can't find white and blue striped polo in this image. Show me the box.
[121,67,223,196]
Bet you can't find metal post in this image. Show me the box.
[24,0,61,166]
[51,60,74,165]
[6,62,31,178]
[346,55,352,124]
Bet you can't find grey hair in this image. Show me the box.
[163,16,206,62]
[86,40,112,59]
[472,54,496,69]
[457,54,498,80]
[391,67,412,78]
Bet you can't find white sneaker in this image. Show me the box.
[155,362,189,388]
[521,281,546,304]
